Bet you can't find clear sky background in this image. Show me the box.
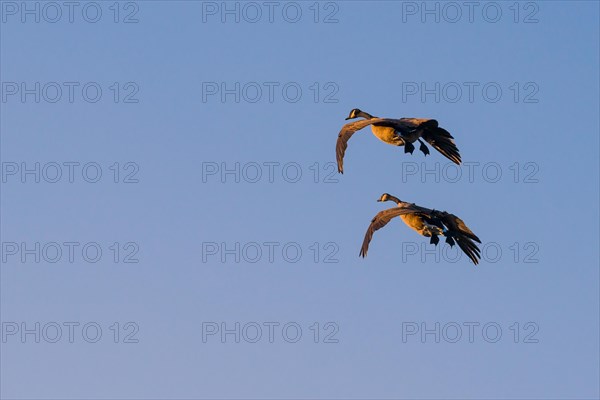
[1,1,599,399]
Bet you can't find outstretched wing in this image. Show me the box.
[359,206,422,258]
[436,211,481,265]
[437,212,481,243]
[418,120,462,165]
[336,118,393,174]
[399,118,433,128]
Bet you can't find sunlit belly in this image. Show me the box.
[400,214,443,237]
[370,125,404,146]
[400,214,425,232]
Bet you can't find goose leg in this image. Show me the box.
[430,235,440,245]
[404,141,415,154]
[418,139,430,156]
[442,228,456,247]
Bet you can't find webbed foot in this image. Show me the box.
[430,235,440,245]
[404,141,415,154]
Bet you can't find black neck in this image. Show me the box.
[358,111,375,119]
[387,195,402,204]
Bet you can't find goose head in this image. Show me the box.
[345,108,374,120]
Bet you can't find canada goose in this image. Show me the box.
[336,109,461,173]
[359,193,481,265]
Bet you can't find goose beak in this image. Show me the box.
[345,116,352,120]
[376,199,382,202]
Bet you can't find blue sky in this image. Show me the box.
[1,1,599,399]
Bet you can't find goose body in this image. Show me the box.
[369,123,424,146]
[370,124,405,145]
[359,193,481,265]
[398,212,444,237]
[336,109,462,174]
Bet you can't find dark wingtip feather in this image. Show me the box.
[359,246,367,258]
[422,127,462,165]
[456,237,481,265]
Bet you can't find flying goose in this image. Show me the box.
[359,193,481,265]
[336,109,461,173]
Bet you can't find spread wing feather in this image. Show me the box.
[421,124,462,165]
[435,211,481,265]
[455,236,481,265]
[336,118,405,173]
[359,206,422,258]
